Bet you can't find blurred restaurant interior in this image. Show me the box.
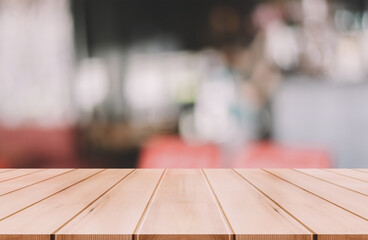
[0,0,368,168]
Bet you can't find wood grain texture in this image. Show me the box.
[317,235,368,240]
[135,234,230,240]
[0,169,102,221]
[55,235,133,240]
[56,169,164,240]
[0,169,133,238]
[203,169,311,240]
[296,169,368,196]
[235,235,315,240]
[0,234,49,240]
[0,169,43,183]
[325,169,368,182]
[0,169,367,240]
[136,169,232,240]
[235,169,368,239]
[267,169,368,220]
[0,169,73,196]
[0,169,15,174]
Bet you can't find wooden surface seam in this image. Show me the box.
[293,169,368,197]
[0,169,368,240]
[265,168,368,234]
[201,169,235,235]
[232,169,316,235]
[0,169,75,197]
[0,169,16,175]
[133,169,167,235]
[0,169,44,183]
[53,169,136,234]
[0,169,105,222]
[323,169,368,182]
[263,169,368,222]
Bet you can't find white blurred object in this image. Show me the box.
[74,58,109,112]
[301,25,336,74]
[194,67,246,144]
[265,21,299,70]
[302,0,328,24]
[124,56,165,109]
[123,52,175,127]
[332,35,365,82]
[0,0,74,127]
[362,13,368,71]
[363,30,368,70]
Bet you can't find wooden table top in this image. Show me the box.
[0,169,367,240]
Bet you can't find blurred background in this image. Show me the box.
[0,0,368,168]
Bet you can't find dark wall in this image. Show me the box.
[71,0,258,56]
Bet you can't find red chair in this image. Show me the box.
[139,136,331,168]
[0,126,78,167]
[139,136,220,168]
[233,142,331,168]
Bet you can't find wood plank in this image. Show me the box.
[0,169,15,174]
[203,169,312,240]
[325,169,368,182]
[0,169,133,240]
[267,169,368,220]
[295,169,368,196]
[0,234,49,240]
[136,169,231,240]
[0,169,73,196]
[318,235,368,240]
[0,169,43,183]
[235,169,368,240]
[0,169,102,221]
[56,169,164,240]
